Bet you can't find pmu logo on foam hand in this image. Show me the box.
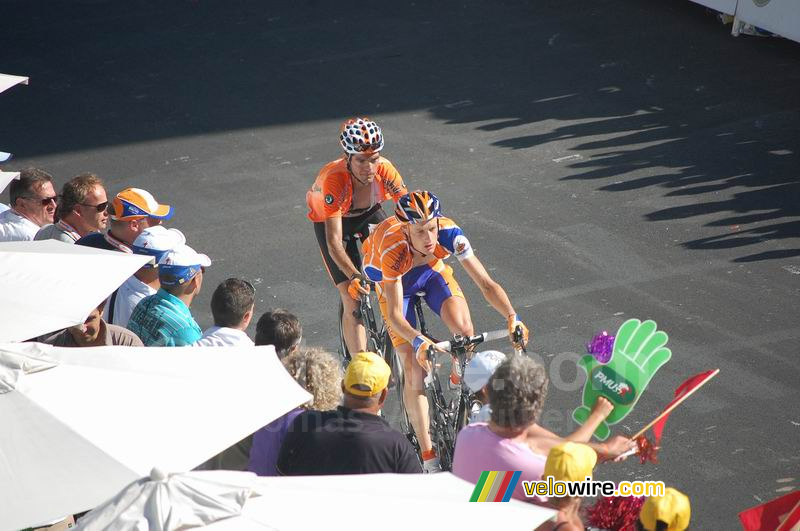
[469,471,522,502]
[592,366,636,405]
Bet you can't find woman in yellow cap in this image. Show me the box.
[536,442,598,530]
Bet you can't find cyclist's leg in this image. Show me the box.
[423,264,474,379]
[379,275,434,456]
[424,263,474,337]
[313,221,366,354]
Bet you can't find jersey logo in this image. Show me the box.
[453,234,472,258]
[324,194,334,205]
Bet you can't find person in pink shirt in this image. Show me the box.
[452,355,635,504]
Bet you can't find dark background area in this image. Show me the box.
[2,0,798,527]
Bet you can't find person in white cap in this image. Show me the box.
[127,241,211,346]
[76,187,172,252]
[464,350,507,423]
[105,225,186,328]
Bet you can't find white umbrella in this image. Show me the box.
[77,470,555,531]
[226,473,557,531]
[0,240,152,342]
[0,73,29,94]
[77,469,258,531]
[0,342,312,531]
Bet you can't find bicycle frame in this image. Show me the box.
[413,295,510,471]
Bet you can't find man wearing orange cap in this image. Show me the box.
[277,352,421,475]
[76,187,173,252]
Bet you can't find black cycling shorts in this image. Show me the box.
[314,204,388,285]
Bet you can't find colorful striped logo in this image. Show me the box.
[469,471,522,502]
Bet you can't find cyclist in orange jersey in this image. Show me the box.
[307,118,407,355]
[361,190,530,472]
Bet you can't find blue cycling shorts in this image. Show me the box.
[378,262,464,347]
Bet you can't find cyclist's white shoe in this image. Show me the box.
[423,456,442,473]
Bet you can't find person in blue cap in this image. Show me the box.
[127,241,211,346]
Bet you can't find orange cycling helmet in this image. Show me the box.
[395,190,441,224]
[340,117,384,155]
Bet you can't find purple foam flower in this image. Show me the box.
[586,331,614,363]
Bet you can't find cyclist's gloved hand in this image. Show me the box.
[507,314,529,349]
[413,334,437,371]
[347,273,370,300]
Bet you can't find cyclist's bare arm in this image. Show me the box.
[460,255,517,320]
[324,216,360,280]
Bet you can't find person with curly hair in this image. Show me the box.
[453,355,635,504]
[277,352,422,475]
[248,347,342,476]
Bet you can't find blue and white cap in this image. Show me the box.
[464,350,507,393]
[158,243,211,286]
[131,226,186,267]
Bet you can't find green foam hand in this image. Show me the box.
[572,318,672,441]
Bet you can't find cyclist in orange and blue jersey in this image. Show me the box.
[307,118,408,355]
[362,190,529,472]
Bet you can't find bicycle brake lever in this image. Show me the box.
[513,326,527,353]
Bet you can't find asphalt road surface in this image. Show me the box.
[2,0,799,528]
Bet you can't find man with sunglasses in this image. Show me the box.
[306,118,408,356]
[0,167,57,242]
[35,173,108,243]
[76,187,172,252]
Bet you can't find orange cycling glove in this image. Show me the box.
[507,314,529,349]
[347,273,370,300]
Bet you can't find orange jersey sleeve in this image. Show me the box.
[363,217,412,282]
[376,158,408,202]
[306,159,352,222]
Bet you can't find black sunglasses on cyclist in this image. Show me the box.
[79,201,109,213]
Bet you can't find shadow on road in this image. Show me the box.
[1,0,798,263]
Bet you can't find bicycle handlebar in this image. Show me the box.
[432,329,508,353]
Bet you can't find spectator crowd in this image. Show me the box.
[1,167,691,531]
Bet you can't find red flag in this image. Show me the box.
[651,369,719,444]
[739,490,800,531]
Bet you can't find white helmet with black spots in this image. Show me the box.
[339,117,384,155]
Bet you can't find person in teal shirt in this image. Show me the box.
[128,241,211,346]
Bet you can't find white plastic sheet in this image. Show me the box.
[0,73,29,94]
[734,0,800,42]
[0,171,20,195]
